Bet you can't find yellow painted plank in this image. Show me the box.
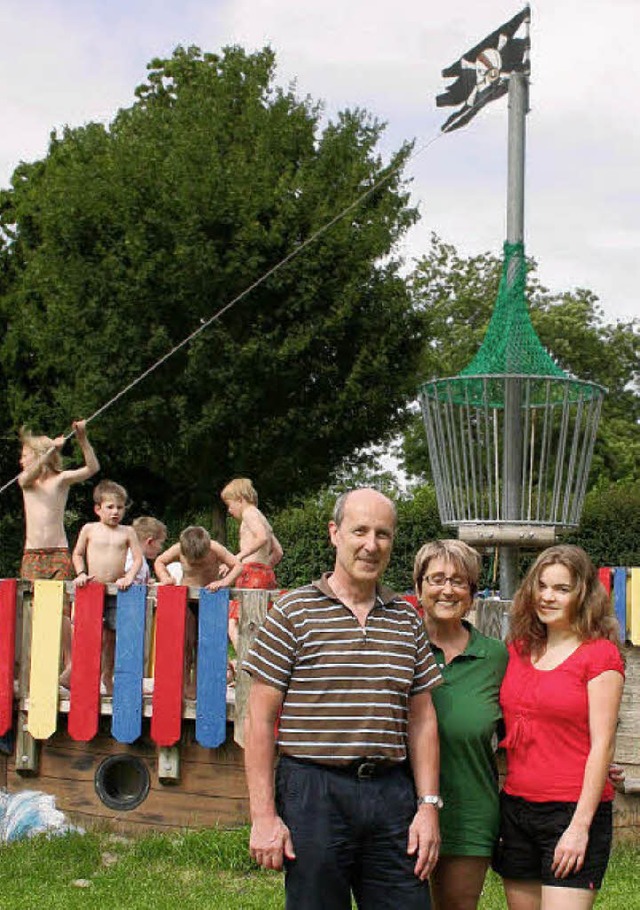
[630,568,640,647]
[28,580,64,739]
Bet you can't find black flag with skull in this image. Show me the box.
[437,6,530,133]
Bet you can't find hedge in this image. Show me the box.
[268,480,640,595]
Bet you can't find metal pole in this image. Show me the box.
[500,72,528,599]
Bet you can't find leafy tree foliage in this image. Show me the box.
[0,45,420,526]
[404,235,640,486]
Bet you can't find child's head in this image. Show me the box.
[132,516,167,560]
[180,526,211,564]
[221,478,258,511]
[93,480,128,527]
[19,427,62,474]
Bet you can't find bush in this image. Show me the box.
[564,480,640,566]
[268,480,640,596]
[270,491,335,588]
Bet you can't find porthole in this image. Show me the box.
[95,755,150,811]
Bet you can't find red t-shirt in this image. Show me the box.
[500,638,624,802]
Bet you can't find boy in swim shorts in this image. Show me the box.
[19,419,99,686]
[73,480,143,694]
[221,478,283,658]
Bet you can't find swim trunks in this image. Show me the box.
[229,563,277,621]
[237,562,277,590]
[21,548,73,581]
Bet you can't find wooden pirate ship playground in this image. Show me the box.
[0,580,273,833]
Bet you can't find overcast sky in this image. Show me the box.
[1,0,638,324]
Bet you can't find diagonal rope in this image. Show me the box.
[1,128,446,496]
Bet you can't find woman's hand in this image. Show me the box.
[551,823,589,878]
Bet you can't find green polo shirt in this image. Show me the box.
[429,621,508,856]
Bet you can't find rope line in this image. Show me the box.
[0,128,445,496]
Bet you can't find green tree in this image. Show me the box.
[0,45,420,528]
[404,235,640,485]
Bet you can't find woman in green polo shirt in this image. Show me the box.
[414,539,508,910]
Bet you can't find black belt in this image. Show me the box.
[284,755,405,780]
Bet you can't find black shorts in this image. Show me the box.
[492,792,612,891]
[103,594,118,631]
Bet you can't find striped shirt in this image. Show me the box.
[244,574,442,766]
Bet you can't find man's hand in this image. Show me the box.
[116,575,134,590]
[608,762,625,791]
[407,806,440,880]
[249,815,295,871]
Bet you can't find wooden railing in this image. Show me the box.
[0,580,273,778]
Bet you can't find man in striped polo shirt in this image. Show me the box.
[244,488,443,909]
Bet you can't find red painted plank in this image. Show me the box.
[598,567,612,595]
[403,593,423,618]
[151,586,187,747]
[0,579,17,736]
[68,583,104,742]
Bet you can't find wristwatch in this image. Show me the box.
[417,794,443,809]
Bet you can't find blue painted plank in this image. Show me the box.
[613,567,627,644]
[195,589,229,748]
[112,585,147,743]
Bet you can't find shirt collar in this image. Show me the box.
[430,619,491,660]
[313,572,398,607]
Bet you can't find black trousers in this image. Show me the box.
[276,756,432,910]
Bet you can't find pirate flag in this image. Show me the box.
[437,7,530,133]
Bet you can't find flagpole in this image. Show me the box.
[500,71,529,600]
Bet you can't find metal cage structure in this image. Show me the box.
[419,371,605,543]
[418,239,606,549]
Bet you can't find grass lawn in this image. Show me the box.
[0,827,637,909]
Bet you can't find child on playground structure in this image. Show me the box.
[18,419,99,688]
[72,480,143,694]
[220,478,283,655]
[154,525,243,697]
[124,516,168,585]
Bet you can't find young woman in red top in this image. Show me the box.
[494,545,624,910]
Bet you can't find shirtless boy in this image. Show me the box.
[220,478,283,653]
[72,480,143,694]
[154,526,242,696]
[18,419,99,686]
[19,420,99,578]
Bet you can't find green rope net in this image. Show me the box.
[461,242,563,377]
[419,242,605,407]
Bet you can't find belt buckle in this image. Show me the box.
[356,761,377,779]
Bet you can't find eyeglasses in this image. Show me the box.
[423,573,470,591]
